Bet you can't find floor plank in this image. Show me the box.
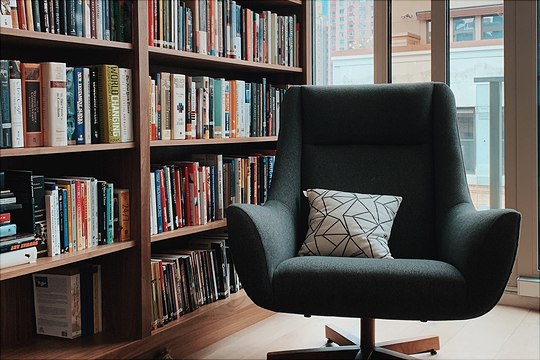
[187,305,539,360]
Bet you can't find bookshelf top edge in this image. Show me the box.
[0,143,136,158]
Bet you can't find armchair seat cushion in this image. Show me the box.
[273,256,467,321]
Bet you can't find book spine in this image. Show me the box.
[105,182,113,244]
[17,0,26,29]
[171,73,185,140]
[41,62,68,147]
[73,67,84,144]
[24,0,33,31]
[97,65,120,143]
[47,0,54,33]
[53,0,60,33]
[66,0,75,35]
[119,68,133,142]
[154,170,163,233]
[160,72,171,140]
[40,0,50,32]
[59,0,67,34]
[0,247,37,269]
[74,0,82,36]
[94,0,102,39]
[89,66,100,143]
[113,188,129,241]
[83,0,90,37]
[83,67,91,144]
[21,63,43,147]
[9,60,24,148]
[0,223,17,237]
[66,67,75,144]
[0,59,12,148]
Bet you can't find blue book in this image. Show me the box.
[73,67,85,144]
[106,183,114,244]
[75,0,83,37]
[66,67,76,144]
[154,169,163,233]
[0,224,17,238]
[0,60,11,148]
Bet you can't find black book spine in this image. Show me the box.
[67,0,76,35]
[53,0,61,33]
[59,0,67,34]
[47,0,55,33]
[89,66,100,143]
[40,0,50,33]
[0,60,11,148]
[32,0,42,31]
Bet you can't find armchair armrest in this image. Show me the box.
[437,202,521,317]
[227,200,299,310]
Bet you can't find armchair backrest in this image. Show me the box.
[268,83,472,260]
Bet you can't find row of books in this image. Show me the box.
[150,153,275,236]
[149,72,285,141]
[0,60,133,148]
[1,170,129,263]
[150,233,240,329]
[0,0,132,42]
[32,264,102,339]
[148,0,299,67]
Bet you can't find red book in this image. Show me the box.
[174,168,183,228]
[0,212,11,224]
[21,63,43,147]
[17,0,26,30]
[148,0,154,46]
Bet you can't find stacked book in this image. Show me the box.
[0,60,133,148]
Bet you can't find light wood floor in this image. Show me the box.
[186,304,539,360]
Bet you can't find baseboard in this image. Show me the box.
[499,289,540,310]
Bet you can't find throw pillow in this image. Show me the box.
[298,188,402,259]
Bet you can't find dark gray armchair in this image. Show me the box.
[226,83,521,359]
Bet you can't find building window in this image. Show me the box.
[481,14,503,39]
[453,16,475,41]
[457,108,476,174]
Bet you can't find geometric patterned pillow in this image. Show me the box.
[297,189,402,259]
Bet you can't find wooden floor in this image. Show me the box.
[186,305,539,360]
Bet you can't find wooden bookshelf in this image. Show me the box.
[0,241,136,281]
[0,0,308,358]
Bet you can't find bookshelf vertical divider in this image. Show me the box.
[0,0,306,358]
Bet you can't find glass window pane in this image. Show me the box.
[312,0,374,85]
[450,1,504,210]
[391,0,431,83]
[481,14,503,39]
[453,17,475,41]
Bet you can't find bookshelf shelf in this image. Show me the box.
[148,47,303,74]
[150,136,278,147]
[151,220,227,243]
[0,28,132,50]
[0,241,136,281]
[0,143,136,158]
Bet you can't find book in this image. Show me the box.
[41,62,68,147]
[33,269,82,338]
[83,67,91,144]
[0,246,37,269]
[73,66,85,144]
[21,63,43,147]
[89,66,100,143]
[0,59,11,148]
[0,0,13,28]
[97,64,121,143]
[0,233,38,253]
[159,71,171,140]
[119,67,133,142]
[44,183,60,256]
[113,188,129,241]
[170,73,185,140]
[0,223,16,237]
[8,60,24,148]
[66,66,75,144]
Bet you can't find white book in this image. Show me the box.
[236,80,245,138]
[83,67,91,144]
[8,60,24,148]
[0,247,37,269]
[41,62,67,147]
[119,68,133,142]
[95,0,103,40]
[213,78,225,139]
[33,270,82,339]
[45,189,61,257]
[170,73,186,140]
[197,31,207,55]
[83,0,91,38]
[150,171,157,235]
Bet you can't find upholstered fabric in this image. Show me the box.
[298,189,402,258]
[226,83,521,322]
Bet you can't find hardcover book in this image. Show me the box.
[41,62,68,147]
[21,63,43,147]
[97,64,121,143]
[0,59,12,148]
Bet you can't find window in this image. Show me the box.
[453,16,475,41]
[426,20,432,44]
[457,108,476,174]
[481,14,503,39]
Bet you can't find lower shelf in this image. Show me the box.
[0,290,273,360]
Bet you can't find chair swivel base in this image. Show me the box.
[267,319,440,360]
